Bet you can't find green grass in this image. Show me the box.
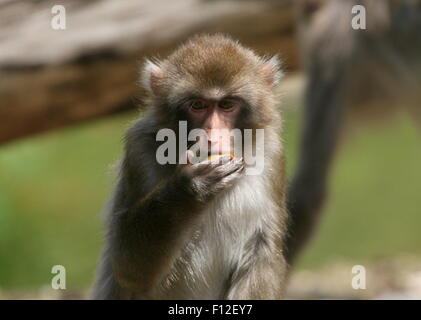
[0,113,134,289]
[0,108,420,290]
[286,113,421,268]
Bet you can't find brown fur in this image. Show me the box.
[91,34,288,299]
[287,0,421,263]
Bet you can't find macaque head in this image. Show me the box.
[141,34,282,159]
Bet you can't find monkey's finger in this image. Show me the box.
[210,158,244,180]
[186,161,216,176]
[209,155,232,165]
[193,156,233,174]
[195,155,232,167]
[216,166,245,189]
[225,160,245,178]
[219,157,244,174]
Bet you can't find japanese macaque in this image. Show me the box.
[287,0,421,263]
[91,34,288,299]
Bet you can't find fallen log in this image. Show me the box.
[0,0,297,145]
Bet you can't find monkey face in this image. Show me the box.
[181,97,241,155]
[141,34,282,128]
[141,34,283,160]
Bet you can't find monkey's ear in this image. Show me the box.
[262,56,283,88]
[141,59,163,96]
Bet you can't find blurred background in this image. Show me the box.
[0,0,420,299]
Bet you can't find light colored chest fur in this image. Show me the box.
[155,174,277,299]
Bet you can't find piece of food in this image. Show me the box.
[207,153,235,161]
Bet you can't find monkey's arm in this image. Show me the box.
[108,172,202,296]
[286,61,346,264]
[109,158,244,296]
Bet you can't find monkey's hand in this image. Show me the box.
[178,156,245,203]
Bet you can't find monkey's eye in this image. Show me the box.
[218,99,238,111]
[187,99,207,111]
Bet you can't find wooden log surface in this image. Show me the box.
[0,0,298,145]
